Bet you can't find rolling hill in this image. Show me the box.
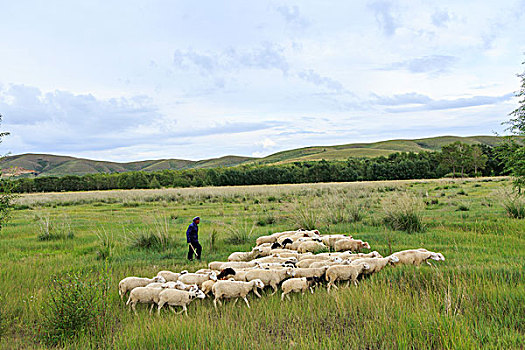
[1,135,520,177]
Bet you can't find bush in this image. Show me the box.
[126,216,173,250]
[39,269,112,346]
[382,193,425,233]
[456,204,469,212]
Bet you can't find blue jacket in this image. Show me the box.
[186,222,199,243]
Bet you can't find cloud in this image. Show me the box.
[383,93,514,112]
[172,43,290,75]
[384,55,458,74]
[275,5,309,29]
[256,137,277,149]
[431,9,450,28]
[297,70,344,93]
[371,92,432,106]
[367,0,399,36]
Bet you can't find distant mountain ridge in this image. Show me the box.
[1,135,520,177]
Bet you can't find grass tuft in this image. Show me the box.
[382,193,425,233]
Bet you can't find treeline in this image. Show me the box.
[6,144,506,193]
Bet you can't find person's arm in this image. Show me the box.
[186,225,192,243]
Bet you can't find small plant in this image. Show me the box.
[457,189,468,196]
[39,269,112,346]
[125,215,173,250]
[225,219,255,245]
[209,229,218,252]
[95,229,114,260]
[256,208,276,226]
[382,193,425,233]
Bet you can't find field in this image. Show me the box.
[0,177,524,349]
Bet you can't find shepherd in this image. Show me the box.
[186,216,202,261]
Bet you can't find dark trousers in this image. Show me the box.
[187,241,202,260]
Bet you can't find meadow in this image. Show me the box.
[0,177,524,349]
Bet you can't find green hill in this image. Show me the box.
[1,135,520,177]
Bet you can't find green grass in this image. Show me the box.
[0,177,524,349]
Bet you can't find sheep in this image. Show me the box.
[256,262,295,270]
[280,238,294,248]
[281,277,316,301]
[351,256,399,274]
[221,261,259,269]
[326,263,370,292]
[256,235,278,246]
[178,272,217,288]
[334,238,371,252]
[270,242,282,249]
[201,280,217,295]
[245,268,295,295]
[228,247,262,262]
[231,270,249,282]
[156,270,187,282]
[253,256,298,265]
[391,249,445,266]
[296,257,341,268]
[211,279,265,309]
[208,261,228,270]
[320,234,351,249]
[157,288,206,315]
[118,276,166,300]
[309,259,353,269]
[126,286,165,314]
[195,268,218,274]
[216,267,236,280]
[293,267,328,279]
[297,241,327,254]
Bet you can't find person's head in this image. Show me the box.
[193,216,200,225]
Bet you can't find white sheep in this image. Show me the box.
[126,286,165,314]
[391,249,445,266]
[227,247,262,262]
[220,261,258,269]
[208,261,227,270]
[297,241,327,253]
[293,267,328,279]
[281,277,316,301]
[256,235,278,246]
[118,276,166,300]
[334,239,371,252]
[351,256,399,274]
[177,272,217,288]
[211,279,265,309]
[157,288,206,315]
[320,234,351,249]
[326,263,370,292]
[296,256,341,268]
[156,270,187,282]
[309,259,352,269]
[245,268,295,295]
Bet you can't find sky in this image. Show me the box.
[0,0,524,162]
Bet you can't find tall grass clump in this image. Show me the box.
[0,294,10,339]
[502,193,525,219]
[291,201,322,230]
[125,215,173,250]
[382,192,425,233]
[95,228,115,260]
[36,214,74,241]
[39,269,113,347]
[224,219,255,245]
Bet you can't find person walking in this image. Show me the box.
[186,216,202,260]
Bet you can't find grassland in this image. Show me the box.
[0,177,524,349]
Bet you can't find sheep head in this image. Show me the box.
[195,290,206,299]
[154,276,167,283]
[370,251,382,258]
[209,272,218,281]
[361,241,371,250]
[388,255,400,264]
[252,279,264,289]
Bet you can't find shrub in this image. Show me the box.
[382,193,425,233]
[126,216,173,250]
[39,269,112,347]
[209,229,218,252]
[456,204,469,212]
[256,209,276,226]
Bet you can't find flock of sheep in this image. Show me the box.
[118,229,445,315]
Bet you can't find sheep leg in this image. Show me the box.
[131,302,137,316]
[182,305,188,316]
[157,302,165,315]
[346,281,351,288]
[427,261,434,267]
[233,298,239,306]
[254,289,262,298]
[213,298,218,310]
[309,287,314,294]
[243,297,251,308]
[149,303,155,315]
[353,279,359,287]
[281,292,286,302]
[169,306,178,314]
[270,284,278,295]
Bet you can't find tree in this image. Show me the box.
[469,145,488,176]
[0,114,16,230]
[499,58,525,192]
